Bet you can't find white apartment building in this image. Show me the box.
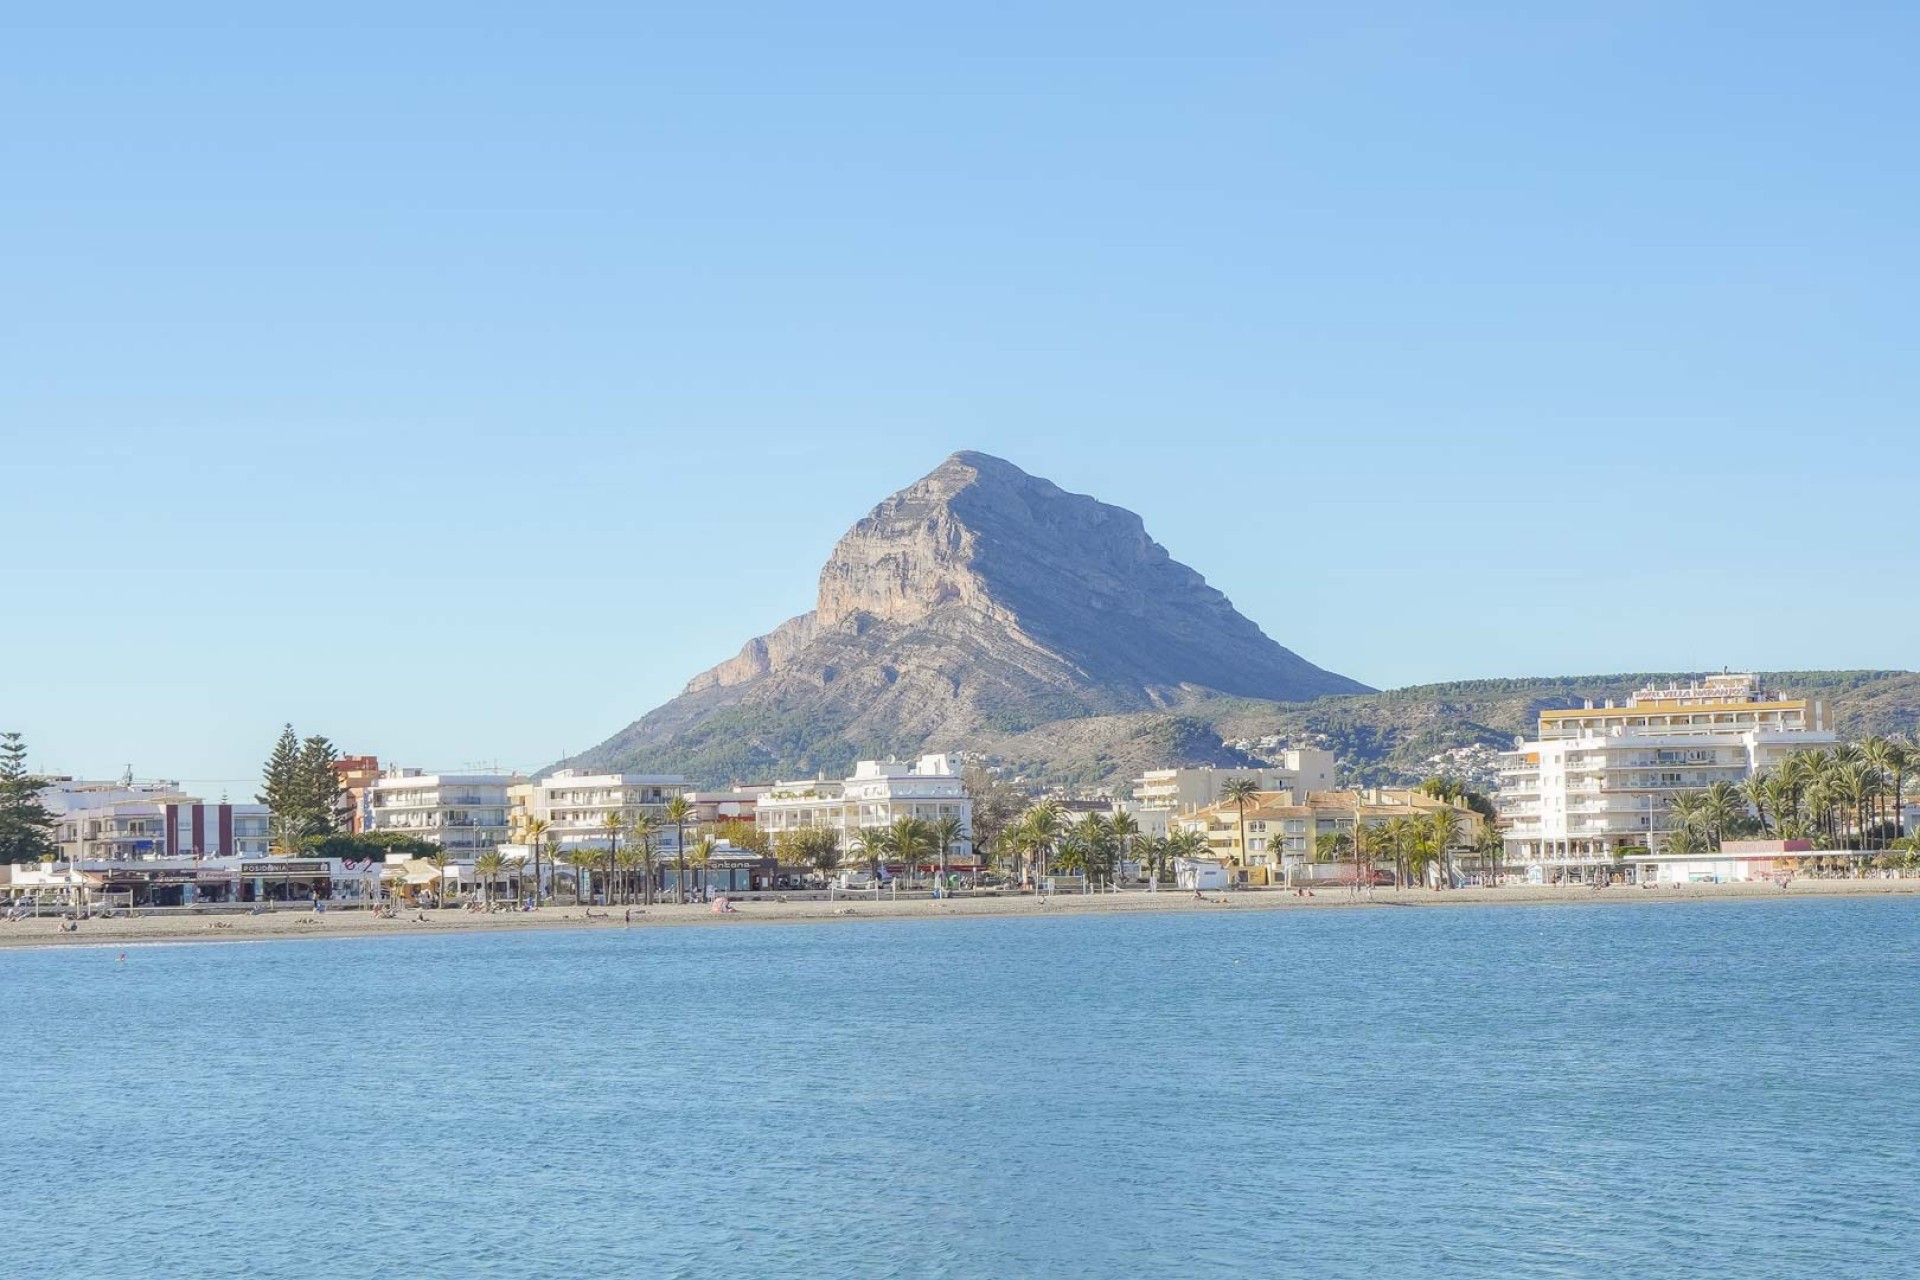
[1131,752,1337,815]
[508,770,688,854]
[1498,673,1837,877]
[756,754,974,863]
[43,778,271,862]
[368,769,519,856]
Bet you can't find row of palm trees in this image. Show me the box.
[1666,738,1916,853]
[845,814,970,886]
[1311,809,1497,888]
[489,806,980,907]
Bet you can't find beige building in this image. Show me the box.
[1131,753,1336,816]
[368,770,520,857]
[507,770,688,855]
[1175,788,1484,886]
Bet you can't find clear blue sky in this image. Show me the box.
[5,3,1915,790]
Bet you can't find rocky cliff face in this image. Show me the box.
[560,451,1370,783]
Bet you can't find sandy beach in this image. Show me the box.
[3,877,1916,950]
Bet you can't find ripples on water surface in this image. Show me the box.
[4,898,1918,1278]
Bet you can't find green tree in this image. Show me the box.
[663,796,696,903]
[601,811,623,905]
[780,827,843,884]
[849,826,888,885]
[1016,801,1066,889]
[1217,778,1263,875]
[1428,806,1461,889]
[297,734,345,836]
[689,834,717,899]
[0,732,54,864]
[889,816,936,887]
[963,765,1027,861]
[1473,821,1505,885]
[520,816,550,906]
[258,725,305,826]
[627,811,659,905]
[931,814,967,885]
[1107,810,1140,881]
[473,850,506,906]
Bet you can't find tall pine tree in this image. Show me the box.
[298,734,345,836]
[258,725,308,837]
[0,731,56,863]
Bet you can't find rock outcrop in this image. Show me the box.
[559,451,1370,783]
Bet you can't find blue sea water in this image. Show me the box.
[3,898,1918,1279]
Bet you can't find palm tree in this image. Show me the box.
[428,849,452,908]
[889,817,936,888]
[1739,774,1773,837]
[1473,821,1504,886]
[1382,821,1413,890]
[1665,791,1710,852]
[663,796,696,903]
[1349,821,1378,893]
[1136,834,1170,887]
[473,850,505,906]
[1863,737,1909,849]
[615,839,646,906]
[1834,760,1881,852]
[1217,778,1263,879]
[1702,781,1744,849]
[688,835,717,901]
[600,811,623,906]
[1427,806,1461,890]
[802,829,842,885]
[931,814,967,888]
[1017,802,1065,890]
[1070,812,1113,886]
[1107,810,1140,883]
[520,817,550,907]
[625,811,658,905]
[848,826,888,887]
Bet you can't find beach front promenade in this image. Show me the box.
[4,877,1917,950]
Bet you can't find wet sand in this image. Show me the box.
[3,877,1916,950]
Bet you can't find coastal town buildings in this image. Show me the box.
[332,754,381,833]
[42,777,272,862]
[755,754,975,866]
[507,770,688,855]
[367,769,519,856]
[1497,673,1839,877]
[1173,787,1485,886]
[682,784,773,826]
[1131,753,1336,815]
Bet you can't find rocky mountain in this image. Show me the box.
[558,451,1370,783]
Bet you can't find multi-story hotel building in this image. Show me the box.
[1131,752,1337,816]
[506,770,689,855]
[1497,673,1837,876]
[368,769,520,856]
[755,754,974,865]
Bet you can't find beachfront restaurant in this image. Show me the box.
[704,846,777,894]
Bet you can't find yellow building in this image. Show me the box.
[1175,788,1485,886]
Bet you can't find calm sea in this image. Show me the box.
[3,898,1917,1279]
